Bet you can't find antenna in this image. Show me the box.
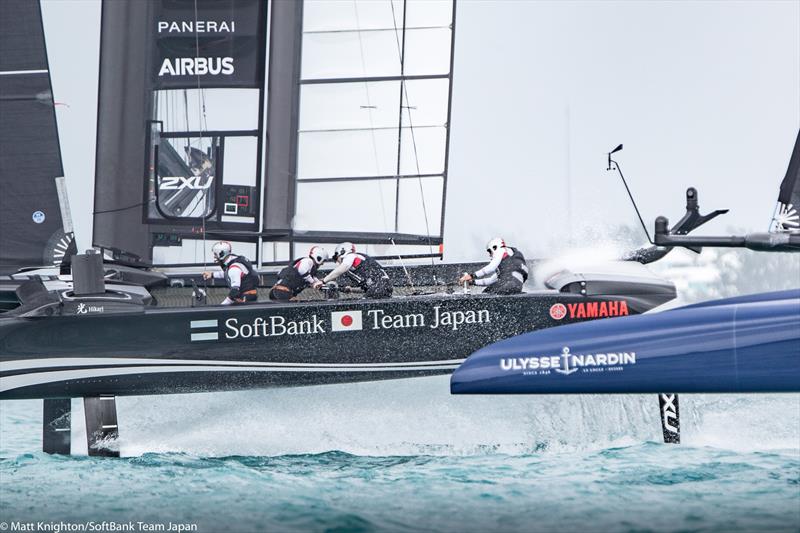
[607,144,623,170]
[607,144,654,245]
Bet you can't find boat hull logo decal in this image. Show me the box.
[331,311,363,332]
[660,393,679,433]
[159,175,214,191]
[190,319,219,341]
[549,303,567,320]
[499,346,636,377]
[562,300,630,320]
[76,303,104,315]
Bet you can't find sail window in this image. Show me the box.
[288,0,454,245]
[152,135,218,220]
[154,88,259,132]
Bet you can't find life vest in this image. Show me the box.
[497,247,529,283]
[345,253,390,290]
[223,255,260,296]
[276,257,319,296]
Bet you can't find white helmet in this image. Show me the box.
[309,246,329,266]
[486,237,506,255]
[212,241,232,262]
[333,242,355,262]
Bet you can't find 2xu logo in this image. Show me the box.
[659,393,680,443]
[160,176,214,191]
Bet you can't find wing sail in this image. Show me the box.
[0,0,76,273]
[262,0,456,262]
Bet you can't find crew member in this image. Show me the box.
[269,246,329,301]
[202,241,260,305]
[322,242,393,299]
[459,237,528,294]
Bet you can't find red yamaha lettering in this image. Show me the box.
[565,300,629,319]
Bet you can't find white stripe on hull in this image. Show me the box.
[1,357,466,372]
[190,332,219,341]
[1,364,461,393]
[190,319,218,328]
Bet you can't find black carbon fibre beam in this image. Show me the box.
[42,398,71,454]
[84,395,120,457]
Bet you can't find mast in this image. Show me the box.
[93,0,268,267]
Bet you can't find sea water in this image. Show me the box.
[2,379,798,532]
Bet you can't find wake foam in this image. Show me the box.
[109,377,799,457]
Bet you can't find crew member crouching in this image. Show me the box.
[269,246,329,301]
[459,237,528,295]
[202,241,260,305]
[323,242,393,299]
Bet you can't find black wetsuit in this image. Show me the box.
[346,254,393,299]
[223,255,259,303]
[270,257,319,301]
[481,247,528,295]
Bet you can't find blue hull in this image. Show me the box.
[451,289,800,394]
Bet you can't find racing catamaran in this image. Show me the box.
[1,0,717,456]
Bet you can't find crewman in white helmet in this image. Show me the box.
[202,241,260,305]
[459,237,528,294]
[269,246,329,301]
[322,242,393,299]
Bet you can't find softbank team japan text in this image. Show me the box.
[224,307,491,339]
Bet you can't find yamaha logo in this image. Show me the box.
[550,300,630,320]
[549,303,567,320]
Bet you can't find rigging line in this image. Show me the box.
[304,24,447,35]
[93,202,147,215]
[353,0,390,234]
[193,0,209,271]
[768,201,779,232]
[391,238,415,288]
[389,0,437,275]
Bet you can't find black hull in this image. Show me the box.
[1,288,672,400]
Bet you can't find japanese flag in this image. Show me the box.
[331,310,363,332]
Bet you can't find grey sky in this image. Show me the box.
[41,0,799,262]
